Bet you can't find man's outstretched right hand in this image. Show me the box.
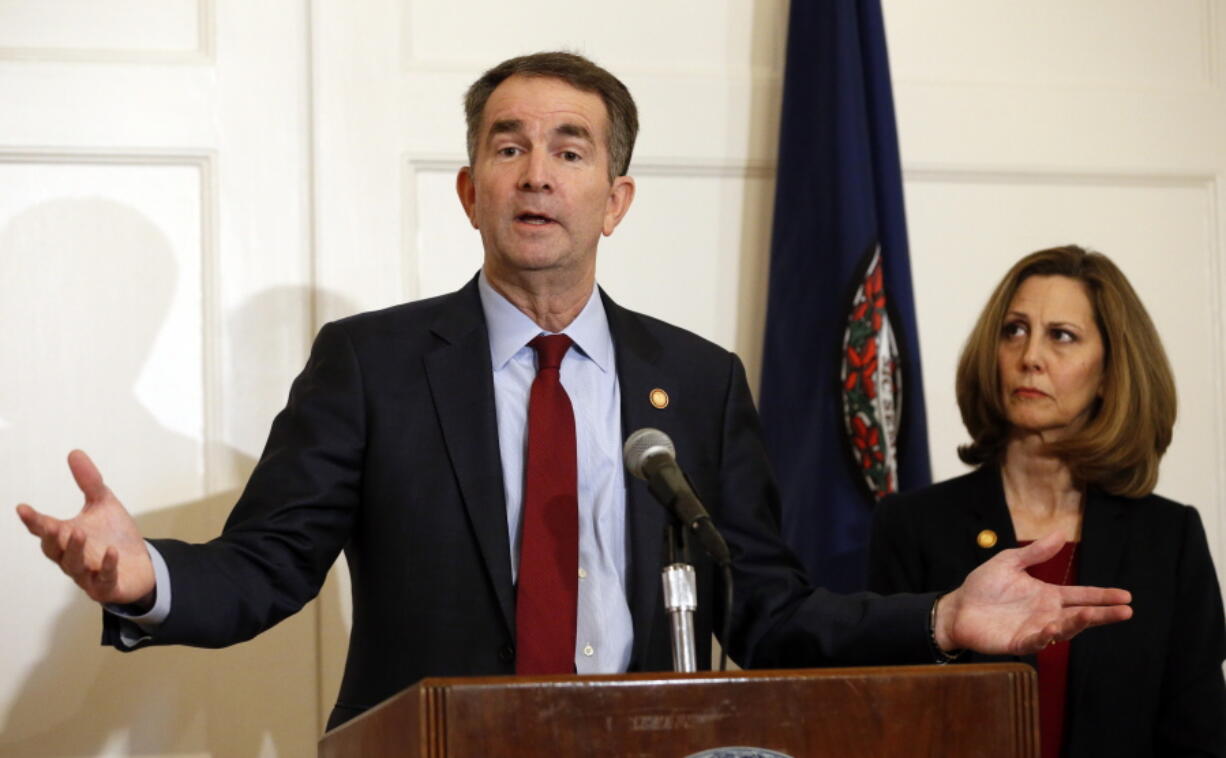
[16,450,155,608]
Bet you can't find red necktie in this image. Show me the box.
[515,334,578,674]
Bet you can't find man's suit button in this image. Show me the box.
[498,644,514,663]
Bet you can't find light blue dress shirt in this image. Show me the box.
[478,271,633,674]
[115,272,635,673]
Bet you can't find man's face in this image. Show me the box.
[457,75,635,285]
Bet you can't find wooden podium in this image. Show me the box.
[319,663,1037,757]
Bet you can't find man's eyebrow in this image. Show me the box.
[554,123,593,142]
[488,119,523,137]
[486,119,593,143]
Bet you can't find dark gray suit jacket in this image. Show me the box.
[106,276,936,729]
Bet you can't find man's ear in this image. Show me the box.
[602,175,636,237]
[456,167,479,229]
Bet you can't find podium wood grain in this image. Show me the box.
[319,664,1038,757]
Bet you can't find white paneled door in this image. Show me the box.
[0,2,318,756]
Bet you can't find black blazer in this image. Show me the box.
[869,465,1226,757]
[107,276,937,729]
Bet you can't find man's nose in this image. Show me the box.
[519,151,552,191]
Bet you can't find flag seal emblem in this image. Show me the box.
[839,244,902,498]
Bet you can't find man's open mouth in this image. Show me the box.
[516,212,555,225]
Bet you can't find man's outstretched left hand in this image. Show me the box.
[935,531,1132,656]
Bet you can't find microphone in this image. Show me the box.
[623,428,731,566]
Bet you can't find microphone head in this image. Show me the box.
[623,427,676,480]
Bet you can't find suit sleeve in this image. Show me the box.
[1154,505,1226,756]
[104,321,366,649]
[867,494,925,594]
[713,353,936,668]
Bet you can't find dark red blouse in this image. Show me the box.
[1020,540,1080,758]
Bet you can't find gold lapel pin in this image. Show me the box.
[976,529,998,549]
[649,388,669,409]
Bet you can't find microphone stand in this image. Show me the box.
[661,522,698,672]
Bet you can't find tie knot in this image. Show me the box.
[529,334,573,371]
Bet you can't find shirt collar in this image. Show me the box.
[477,269,614,373]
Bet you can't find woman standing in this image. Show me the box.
[869,245,1225,757]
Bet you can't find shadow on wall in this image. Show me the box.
[0,198,356,756]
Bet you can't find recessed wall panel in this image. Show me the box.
[0,0,205,59]
[411,163,484,299]
[885,0,1212,87]
[397,3,786,165]
[0,158,206,747]
[403,0,784,73]
[598,170,775,364]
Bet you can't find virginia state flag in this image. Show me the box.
[758,0,931,593]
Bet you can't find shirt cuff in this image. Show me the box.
[103,541,171,646]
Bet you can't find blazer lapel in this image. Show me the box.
[423,278,515,633]
[1066,490,1128,740]
[1073,491,1128,595]
[602,290,670,668]
[963,466,1035,666]
[965,465,1017,564]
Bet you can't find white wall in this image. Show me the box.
[1,1,1222,756]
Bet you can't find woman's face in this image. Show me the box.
[997,275,1105,441]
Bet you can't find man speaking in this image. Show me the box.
[17,51,1131,731]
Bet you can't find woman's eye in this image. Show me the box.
[1051,328,1075,343]
[1003,321,1026,338]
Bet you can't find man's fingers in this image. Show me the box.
[1059,585,1132,607]
[16,503,51,537]
[1012,531,1064,567]
[1067,604,1132,632]
[40,529,66,563]
[67,449,110,504]
[62,528,89,577]
[1044,605,1134,646]
[97,545,119,589]
[1013,623,1059,655]
[20,507,68,562]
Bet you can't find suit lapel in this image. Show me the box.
[965,465,1017,564]
[1067,489,1128,739]
[963,466,1037,666]
[423,278,515,633]
[602,290,670,668]
[1073,491,1128,592]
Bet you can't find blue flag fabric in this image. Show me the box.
[758,0,931,593]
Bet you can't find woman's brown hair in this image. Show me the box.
[956,245,1176,497]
